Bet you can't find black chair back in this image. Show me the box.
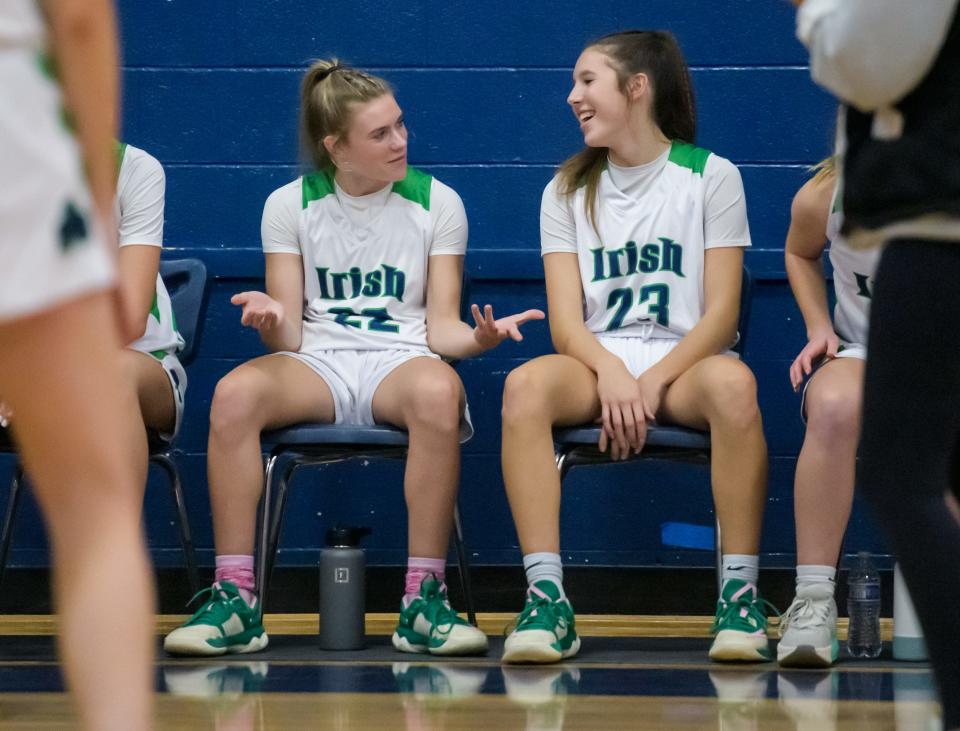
[159,258,209,366]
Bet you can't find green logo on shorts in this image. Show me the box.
[58,201,88,251]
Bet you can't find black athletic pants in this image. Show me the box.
[858,238,960,729]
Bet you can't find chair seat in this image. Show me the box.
[554,424,711,450]
[261,423,410,449]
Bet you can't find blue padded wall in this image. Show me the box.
[0,1,889,571]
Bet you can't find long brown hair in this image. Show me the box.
[299,58,393,170]
[557,31,696,230]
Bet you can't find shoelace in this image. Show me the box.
[779,596,831,633]
[418,580,462,639]
[507,585,563,636]
[712,586,779,633]
[183,583,239,625]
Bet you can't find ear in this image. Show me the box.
[322,134,340,160]
[627,72,649,102]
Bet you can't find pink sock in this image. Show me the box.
[215,554,257,608]
[404,557,446,605]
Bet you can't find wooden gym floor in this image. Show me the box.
[0,614,939,729]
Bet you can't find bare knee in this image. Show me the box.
[703,360,760,430]
[501,364,553,430]
[806,384,861,445]
[406,372,462,435]
[209,371,265,440]
[115,350,147,401]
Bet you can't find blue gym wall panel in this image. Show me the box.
[0,1,890,573]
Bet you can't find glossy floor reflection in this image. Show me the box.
[0,659,942,729]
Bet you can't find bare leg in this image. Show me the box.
[122,349,176,435]
[659,356,767,555]
[372,357,466,559]
[500,355,602,554]
[0,291,154,731]
[207,354,336,556]
[794,358,863,566]
[118,349,172,495]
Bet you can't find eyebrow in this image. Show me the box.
[370,114,403,136]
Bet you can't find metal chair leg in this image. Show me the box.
[152,453,201,594]
[451,504,477,626]
[0,466,24,591]
[556,449,572,482]
[259,456,297,613]
[256,453,279,607]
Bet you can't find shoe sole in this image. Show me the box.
[777,641,838,668]
[429,635,489,656]
[502,633,581,665]
[391,631,489,656]
[709,631,770,662]
[164,632,269,657]
[392,632,428,655]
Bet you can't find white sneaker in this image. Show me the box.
[777,584,839,668]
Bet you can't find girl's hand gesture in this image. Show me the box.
[471,304,545,351]
[231,291,285,331]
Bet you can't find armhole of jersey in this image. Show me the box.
[115,141,128,181]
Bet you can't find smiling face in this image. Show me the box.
[328,94,408,189]
[567,48,633,149]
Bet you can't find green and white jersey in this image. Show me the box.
[0,1,44,50]
[261,167,467,352]
[0,3,115,321]
[116,143,184,359]
[826,182,881,347]
[541,141,751,340]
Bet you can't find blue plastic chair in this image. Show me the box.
[0,258,209,594]
[254,276,478,624]
[552,268,753,593]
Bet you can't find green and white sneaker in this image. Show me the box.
[502,581,580,664]
[777,583,839,668]
[709,579,774,662]
[392,576,489,656]
[164,582,268,657]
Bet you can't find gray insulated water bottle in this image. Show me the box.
[318,525,371,650]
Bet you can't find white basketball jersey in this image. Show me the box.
[116,143,184,359]
[557,142,750,340]
[826,180,880,347]
[0,1,44,49]
[262,167,465,352]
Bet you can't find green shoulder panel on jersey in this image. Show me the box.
[301,168,337,208]
[35,52,57,81]
[115,141,128,179]
[391,167,433,211]
[668,140,711,176]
